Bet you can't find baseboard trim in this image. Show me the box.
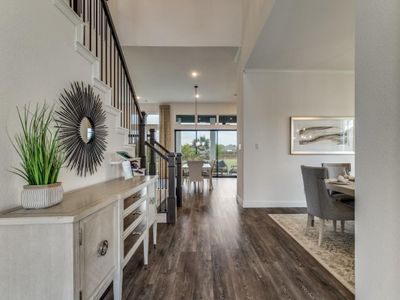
[243,201,306,208]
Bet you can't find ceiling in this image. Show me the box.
[108,0,242,47]
[246,0,354,70]
[123,46,239,103]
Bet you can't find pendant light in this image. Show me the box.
[194,85,201,147]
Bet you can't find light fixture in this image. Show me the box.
[191,71,198,78]
[137,96,141,100]
[194,85,201,148]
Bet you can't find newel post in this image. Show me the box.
[148,128,156,176]
[176,153,182,207]
[139,111,147,171]
[167,152,177,224]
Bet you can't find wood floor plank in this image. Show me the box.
[103,179,354,300]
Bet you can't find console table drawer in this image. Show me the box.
[80,204,116,299]
[124,201,146,231]
[124,219,147,258]
[124,189,146,209]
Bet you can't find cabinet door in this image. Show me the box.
[80,204,116,299]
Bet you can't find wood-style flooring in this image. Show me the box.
[103,179,354,300]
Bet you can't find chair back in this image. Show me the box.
[321,163,351,179]
[188,161,203,182]
[301,165,329,217]
[302,165,354,220]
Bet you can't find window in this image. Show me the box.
[176,115,195,124]
[219,115,237,125]
[198,115,217,124]
[175,130,237,177]
[146,114,159,125]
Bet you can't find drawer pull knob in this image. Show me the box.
[132,231,141,236]
[98,240,109,256]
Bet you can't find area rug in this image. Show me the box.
[268,214,355,294]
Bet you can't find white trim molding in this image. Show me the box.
[243,201,306,208]
[53,0,82,26]
[244,68,355,75]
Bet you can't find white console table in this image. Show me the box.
[0,176,158,300]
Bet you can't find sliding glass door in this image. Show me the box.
[175,130,237,178]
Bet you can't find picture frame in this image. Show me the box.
[290,117,355,155]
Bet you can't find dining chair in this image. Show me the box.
[188,161,204,192]
[301,165,354,246]
[182,162,189,185]
[202,160,215,190]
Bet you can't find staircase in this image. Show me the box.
[55,0,182,223]
[145,129,182,224]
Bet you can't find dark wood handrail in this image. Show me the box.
[154,140,170,154]
[145,141,167,160]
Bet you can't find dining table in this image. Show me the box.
[325,180,355,197]
[182,162,212,171]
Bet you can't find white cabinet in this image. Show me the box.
[80,203,117,299]
[0,176,158,300]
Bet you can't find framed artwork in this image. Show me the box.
[290,117,354,155]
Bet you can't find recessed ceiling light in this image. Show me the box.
[137,96,141,100]
[191,71,198,78]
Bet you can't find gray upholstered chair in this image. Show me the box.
[321,163,351,178]
[301,165,354,246]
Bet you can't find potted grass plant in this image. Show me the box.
[10,104,64,209]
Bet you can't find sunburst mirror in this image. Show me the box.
[56,82,108,177]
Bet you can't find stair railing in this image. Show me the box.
[67,0,142,151]
[67,0,182,224]
[145,129,182,224]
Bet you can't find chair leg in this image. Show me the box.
[333,220,337,232]
[318,219,325,246]
[306,214,313,233]
[341,220,345,233]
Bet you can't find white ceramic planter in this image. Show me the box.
[21,182,64,209]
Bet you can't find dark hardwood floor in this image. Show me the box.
[104,178,354,300]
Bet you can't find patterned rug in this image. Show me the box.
[268,214,355,294]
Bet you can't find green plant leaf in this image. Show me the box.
[9,104,64,185]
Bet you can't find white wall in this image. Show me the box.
[236,0,274,204]
[356,1,400,298]
[108,0,242,47]
[0,0,127,211]
[242,70,354,207]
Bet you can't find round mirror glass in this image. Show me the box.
[80,117,94,143]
